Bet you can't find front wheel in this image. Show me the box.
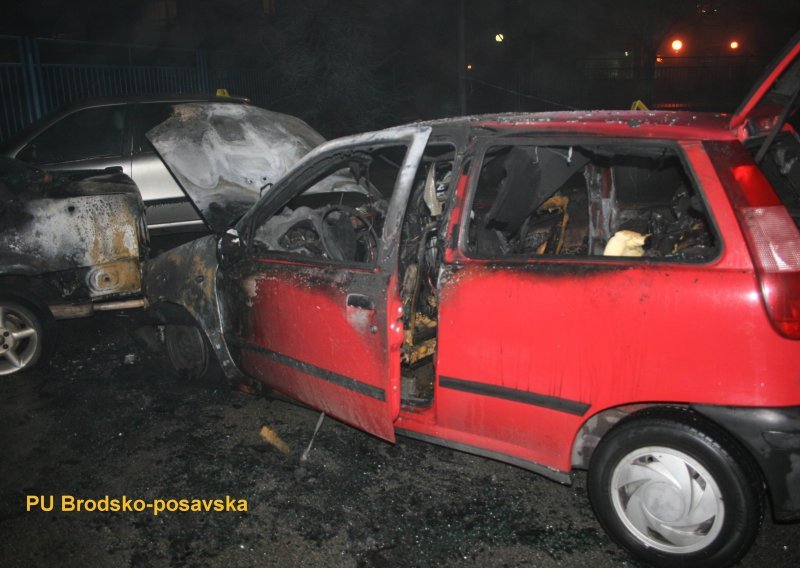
[164,324,219,381]
[587,409,763,568]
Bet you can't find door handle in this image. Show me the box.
[346,294,375,311]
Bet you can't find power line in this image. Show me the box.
[465,77,576,110]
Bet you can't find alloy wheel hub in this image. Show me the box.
[0,326,13,353]
[0,306,40,375]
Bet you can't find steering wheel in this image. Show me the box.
[319,205,379,263]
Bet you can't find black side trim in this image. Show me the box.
[236,340,385,401]
[395,428,571,484]
[145,196,190,207]
[439,376,590,416]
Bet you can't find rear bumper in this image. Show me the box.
[693,404,800,522]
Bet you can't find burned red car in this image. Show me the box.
[143,36,800,567]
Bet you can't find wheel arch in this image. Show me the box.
[144,300,245,381]
[0,278,55,316]
[146,300,204,327]
[571,403,676,469]
[572,404,765,487]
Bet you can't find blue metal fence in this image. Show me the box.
[0,36,274,143]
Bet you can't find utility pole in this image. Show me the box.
[458,0,467,115]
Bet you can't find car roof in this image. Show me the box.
[419,110,737,141]
[56,93,251,111]
[0,94,251,154]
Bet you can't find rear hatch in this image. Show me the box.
[709,32,800,339]
[730,31,800,139]
[734,32,800,228]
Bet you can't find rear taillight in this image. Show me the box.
[705,141,800,339]
[739,205,800,338]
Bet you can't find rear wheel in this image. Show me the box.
[164,324,216,381]
[0,300,45,376]
[587,409,763,568]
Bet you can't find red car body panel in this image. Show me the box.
[481,110,737,142]
[226,127,432,442]
[393,138,800,473]
[222,111,800,478]
[236,258,400,442]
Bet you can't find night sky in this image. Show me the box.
[3,0,800,135]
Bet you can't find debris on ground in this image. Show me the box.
[259,424,290,454]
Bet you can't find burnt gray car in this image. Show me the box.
[1,103,326,377]
[0,95,254,234]
[0,158,148,375]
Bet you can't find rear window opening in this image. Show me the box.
[466,143,719,262]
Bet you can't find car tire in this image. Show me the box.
[0,299,48,376]
[164,324,221,382]
[587,408,763,568]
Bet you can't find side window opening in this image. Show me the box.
[467,144,718,262]
[17,106,126,164]
[133,103,177,155]
[252,145,408,264]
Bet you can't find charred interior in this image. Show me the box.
[468,144,718,260]
[398,145,454,406]
[252,146,409,263]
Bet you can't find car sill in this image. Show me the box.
[395,428,572,485]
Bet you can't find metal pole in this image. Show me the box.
[458,0,466,115]
[21,37,43,120]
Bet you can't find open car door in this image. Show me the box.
[225,126,431,442]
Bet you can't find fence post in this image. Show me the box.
[20,36,43,121]
[196,48,210,93]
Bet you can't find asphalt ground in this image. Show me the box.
[1,311,798,567]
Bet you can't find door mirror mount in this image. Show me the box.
[217,228,245,267]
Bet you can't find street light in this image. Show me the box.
[671,39,683,52]
[495,33,504,43]
[730,40,740,50]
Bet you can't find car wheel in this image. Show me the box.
[0,300,44,376]
[164,324,215,381]
[587,409,763,568]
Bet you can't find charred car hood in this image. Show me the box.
[731,31,800,138]
[147,103,325,233]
